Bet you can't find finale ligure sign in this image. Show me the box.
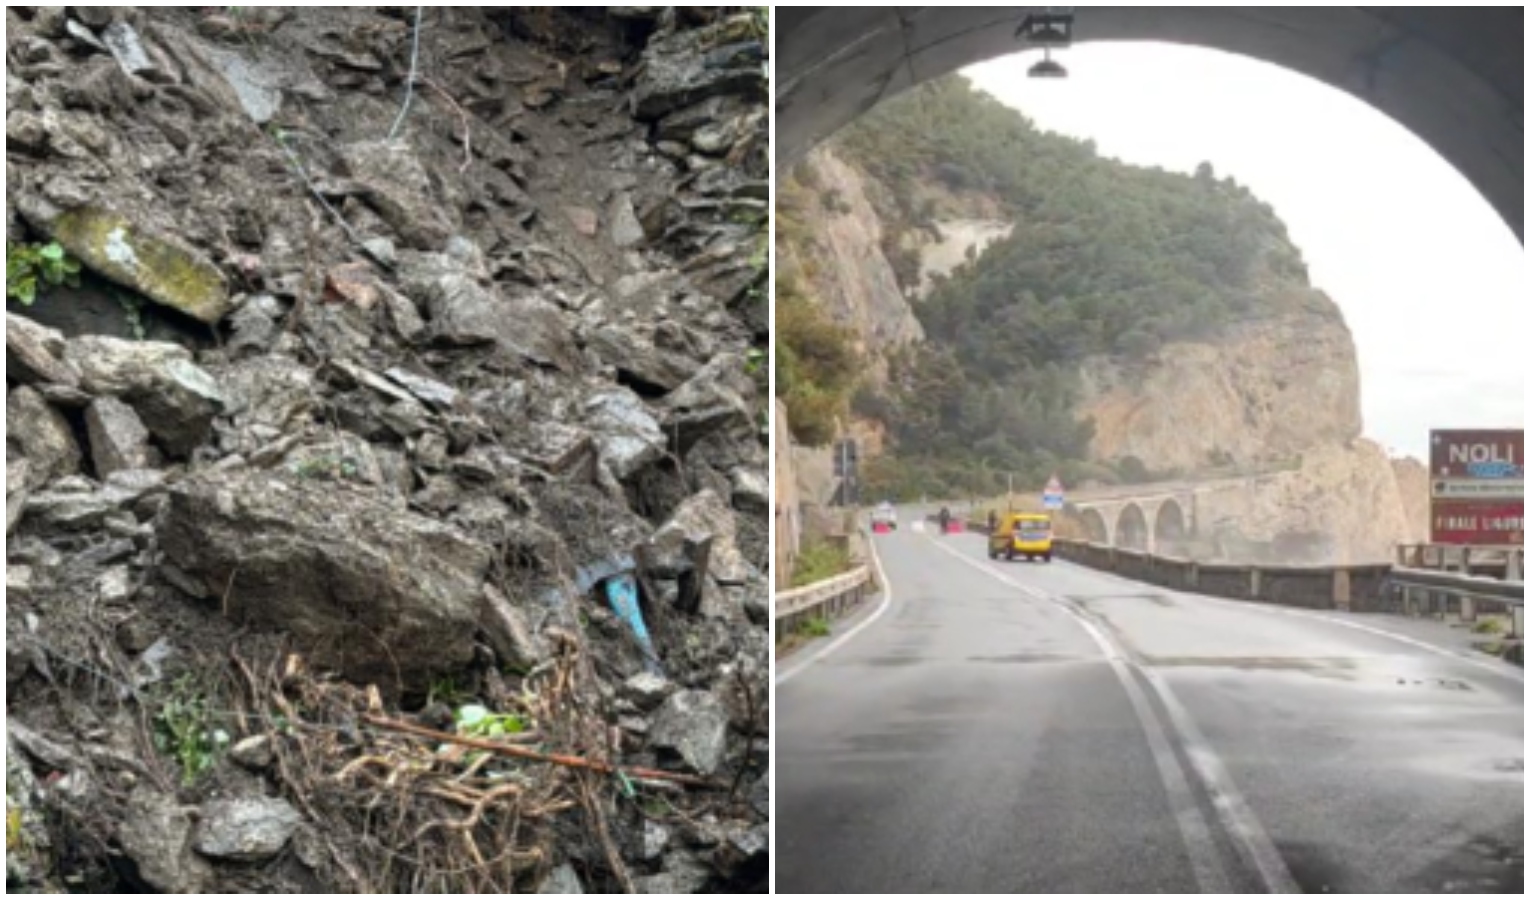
[1429,429,1524,546]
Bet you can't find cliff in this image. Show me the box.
[1076,294,1363,473]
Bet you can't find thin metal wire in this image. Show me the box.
[388,6,426,140]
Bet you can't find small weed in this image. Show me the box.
[1472,618,1507,635]
[291,455,362,482]
[798,617,831,639]
[113,290,148,341]
[6,241,82,306]
[454,705,530,740]
[152,675,230,786]
[427,676,470,708]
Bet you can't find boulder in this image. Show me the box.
[649,490,755,585]
[6,386,81,488]
[632,16,766,120]
[5,313,79,387]
[648,690,729,776]
[586,389,665,480]
[193,798,303,863]
[64,337,227,456]
[660,352,753,454]
[85,396,155,477]
[587,325,700,393]
[479,584,545,673]
[118,788,212,894]
[157,472,493,689]
[399,252,581,371]
[338,141,454,250]
[21,202,232,324]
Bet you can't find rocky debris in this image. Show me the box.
[6,5,768,894]
[158,472,492,690]
[632,14,767,121]
[65,337,227,456]
[6,312,80,387]
[6,385,82,489]
[539,864,587,894]
[339,140,456,251]
[229,735,276,771]
[651,490,757,587]
[193,798,304,863]
[85,396,156,477]
[119,788,214,893]
[648,690,730,775]
[586,388,666,479]
[6,459,30,534]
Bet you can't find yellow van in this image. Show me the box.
[987,512,1054,563]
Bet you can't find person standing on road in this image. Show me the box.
[938,506,952,533]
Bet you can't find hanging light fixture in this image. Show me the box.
[1028,48,1068,79]
[1017,7,1075,78]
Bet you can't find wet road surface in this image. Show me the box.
[776,525,1524,894]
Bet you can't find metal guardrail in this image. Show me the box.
[1386,567,1525,639]
[774,565,873,640]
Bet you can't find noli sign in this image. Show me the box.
[1429,429,1524,546]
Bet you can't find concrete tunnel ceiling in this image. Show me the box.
[776,7,1524,241]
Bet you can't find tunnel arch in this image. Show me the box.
[1116,504,1150,552]
[1154,500,1189,555]
[1079,508,1111,545]
[777,8,1522,240]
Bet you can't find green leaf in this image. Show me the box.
[38,243,65,262]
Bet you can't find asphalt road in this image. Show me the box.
[776,524,1524,894]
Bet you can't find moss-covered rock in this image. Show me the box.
[45,206,231,324]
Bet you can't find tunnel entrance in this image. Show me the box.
[777,8,1522,240]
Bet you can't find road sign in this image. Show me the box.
[1429,430,1523,545]
[1043,474,1066,511]
[1430,500,1524,546]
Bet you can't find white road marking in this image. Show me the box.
[775,530,896,687]
[928,538,1302,894]
[1052,559,1523,681]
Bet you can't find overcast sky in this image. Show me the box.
[965,44,1525,462]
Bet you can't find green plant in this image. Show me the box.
[1472,618,1507,635]
[152,676,230,786]
[791,540,853,588]
[798,617,831,639]
[428,676,470,708]
[6,241,81,306]
[113,290,148,341]
[291,455,362,482]
[454,705,530,740]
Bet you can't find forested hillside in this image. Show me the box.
[778,75,1335,500]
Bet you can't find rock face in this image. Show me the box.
[1196,441,1421,564]
[778,148,924,376]
[157,473,492,690]
[1076,301,1363,474]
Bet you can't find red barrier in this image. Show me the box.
[872,523,892,534]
